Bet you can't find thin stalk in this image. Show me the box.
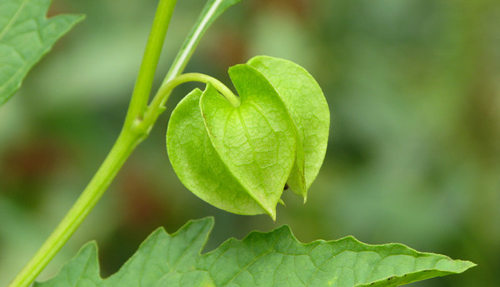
[154,0,237,112]
[9,0,241,285]
[8,0,177,286]
[141,72,239,129]
[162,1,220,84]
[124,0,177,129]
[8,130,140,287]
[9,73,234,287]
[7,70,233,287]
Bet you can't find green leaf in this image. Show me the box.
[248,56,330,200]
[35,218,475,287]
[168,65,299,220]
[200,65,297,220]
[0,0,84,107]
[167,59,330,218]
[167,88,270,217]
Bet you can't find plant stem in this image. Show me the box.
[10,0,239,284]
[8,71,232,287]
[162,0,221,84]
[141,72,239,129]
[8,130,141,287]
[8,0,177,286]
[124,0,177,129]
[152,0,237,116]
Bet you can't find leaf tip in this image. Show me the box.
[266,207,277,222]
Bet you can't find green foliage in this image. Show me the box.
[167,87,273,217]
[2,0,481,286]
[248,56,330,199]
[35,217,474,287]
[0,0,83,107]
[200,64,296,219]
[168,57,328,220]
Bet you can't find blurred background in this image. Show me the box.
[1,0,499,286]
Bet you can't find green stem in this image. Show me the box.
[8,71,232,287]
[10,0,239,284]
[153,0,237,114]
[162,0,221,84]
[8,0,177,286]
[142,72,239,129]
[125,0,177,129]
[8,72,234,287]
[8,130,141,287]
[127,70,243,150]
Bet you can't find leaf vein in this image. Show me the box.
[0,0,30,42]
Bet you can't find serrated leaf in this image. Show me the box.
[248,56,330,200]
[0,0,84,107]
[200,64,297,220]
[36,218,475,287]
[167,88,269,216]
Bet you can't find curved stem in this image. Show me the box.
[146,72,239,123]
[8,130,140,287]
[139,73,239,134]
[9,0,240,285]
[156,0,238,111]
[128,72,236,138]
[8,0,177,286]
[177,73,239,107]
[7,71,233,287]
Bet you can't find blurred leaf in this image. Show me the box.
[0,0,83,107]
[36,217,475,287]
